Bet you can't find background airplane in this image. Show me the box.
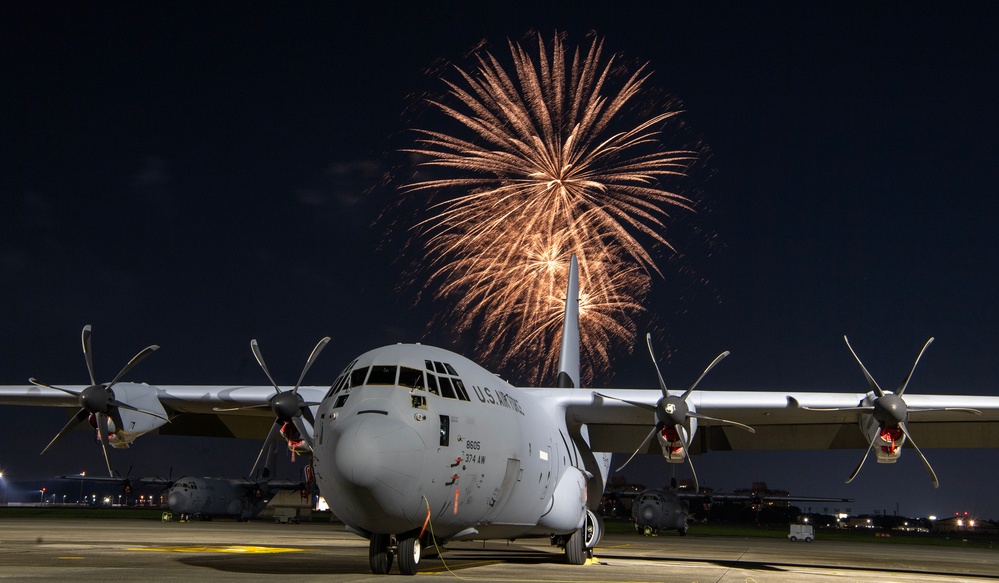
[626,482,854,536]
[63,443,309,521]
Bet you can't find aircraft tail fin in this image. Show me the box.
[556,255,580,388]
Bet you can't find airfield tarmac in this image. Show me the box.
[0,518,995,582]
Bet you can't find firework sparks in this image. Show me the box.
[403,32,697,384]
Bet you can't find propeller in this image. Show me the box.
[30,325,165,477]
[801,336,981,488]
[596,333,755,493]
[215,336,330,477]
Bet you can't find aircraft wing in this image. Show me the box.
[535,388,999,454]
[0,383,330,439]
[58,474,176,487]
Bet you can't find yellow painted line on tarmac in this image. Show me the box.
[128,545,304,554]
[58,557,86,560]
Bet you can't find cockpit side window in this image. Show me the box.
[399,367,424,390]
[452,379,470,401]
[439,376,458,399]
[426,372,440,395]
[326,360,358,400]
[418,360,471,401]
[367,365,398,385]
[349,366,370,388]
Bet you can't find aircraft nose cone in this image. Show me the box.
[638,503,657,524]
[167,489,187,512]
[334,412,426,491]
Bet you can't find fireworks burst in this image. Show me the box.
[402,32,697,384]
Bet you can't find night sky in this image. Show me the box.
[3,2,999,520]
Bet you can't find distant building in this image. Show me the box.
[933,514,999,534]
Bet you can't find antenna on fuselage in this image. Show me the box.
[556,254,580,388]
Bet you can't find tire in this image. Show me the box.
[369,533,392,575]
[805,537,812,543]
[583,509,604,550]
[790,536,797,542]
[398,537,421,576]
[678,526,688,536]
[564,528,585,565]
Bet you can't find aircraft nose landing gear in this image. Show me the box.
[368,533,424,576]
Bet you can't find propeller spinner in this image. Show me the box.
[29,325,166,477]
[596,333,754,493]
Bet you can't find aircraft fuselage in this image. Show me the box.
[312,343,591,542]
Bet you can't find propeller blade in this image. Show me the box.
[896,338,934,397]
[82,325,97,386]
[300,403,316,427]
[679,351,731,401]
[250,421,282,478]
[293,336,331,393]
[677,425,699,494]
[108,398,170,422]
[645,333,671,398]
[688,411,756,433]
[907,407,982,415]
[28,378,80,398]
[250,339,282,394]
[95,412,114,477]
[106,345,160,389]
[40,408,89,455]
[846,430,878,484]
[898,422,940,488]
[292,416,314,449]
[212,403,272,412]
[615,425,660,472]
[801,405,875,413]
[843,336,885,398]
[593,392,657,412]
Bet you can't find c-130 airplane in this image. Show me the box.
[4,255,999,575]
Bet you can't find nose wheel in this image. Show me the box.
[398,537,421,575]
[369,533,392,574]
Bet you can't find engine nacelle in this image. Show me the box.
[537,466,587,533]
[656,414,698,463]
[857,395,905,464]
[105,383,169,448]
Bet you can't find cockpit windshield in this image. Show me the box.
[325,356,471,403]
[398,367,424,389]
[367,365,397,385]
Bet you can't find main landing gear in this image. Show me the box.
[369,533,427,576]
[558,509,604,565]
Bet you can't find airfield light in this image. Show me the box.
[970,520,976,527]
[929,515,937,521]
[957,519,964,527]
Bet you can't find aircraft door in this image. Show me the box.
[480,458,521,524]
